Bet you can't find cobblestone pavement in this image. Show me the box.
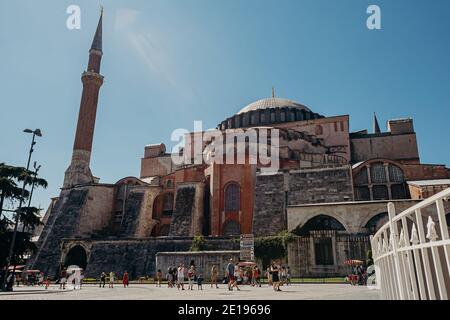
[0,284,380,300]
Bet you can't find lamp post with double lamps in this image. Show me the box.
[1,128,42,291]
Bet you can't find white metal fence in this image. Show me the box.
[371,188,450,300]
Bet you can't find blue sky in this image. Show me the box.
[0,0,449,211]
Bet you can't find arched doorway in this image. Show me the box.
[64,245,88,270]
[365,213,388,234]
[293,215,346,267]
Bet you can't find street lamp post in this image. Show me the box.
[1,129,42,291]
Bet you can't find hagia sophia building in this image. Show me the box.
[29,11,450,279]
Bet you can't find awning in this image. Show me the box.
[345,259,364,266]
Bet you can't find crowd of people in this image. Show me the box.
[157,259,291,292]
[4,260,374,292]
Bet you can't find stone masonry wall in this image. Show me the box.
[287,232,370,277]
[287,166,354,205]
[28,188,89,277]
[117,191,144,237]
[64,237,239,279]
[169,185,196,236]
[252,166,354,237]
[253,173,286,237]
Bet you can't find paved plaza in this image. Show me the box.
[0,284,380,300]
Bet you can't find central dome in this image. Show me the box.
[237,97,312,115]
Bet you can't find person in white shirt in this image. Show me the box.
[177,264,185,290]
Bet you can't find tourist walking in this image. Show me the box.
[280,266,287,286]
[167,268,174,288]
[271,261,281,291]
[197,274,203,290]
[252,266,261,287]
[59,268,67,290]
[210,265,219,288]
[109,271,115,288]
[177,264,185,290]
[156,269,162,287]
[123,271,129,288]
[266,266,272,286]
[286,266,291,285]
[234,263,241,290]
[99,272,106,288]
[226,259,235,291]
[38,272,44,286]
[187,265,196,290]
[174,267,179,289]
[45,276,50,289]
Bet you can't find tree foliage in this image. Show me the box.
[0,163,47,269]
[254,231,296,266]
[190,235,207,251]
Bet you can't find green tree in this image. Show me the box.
[0,163,47,270]
[190,235,207,251]
[254,231,295,268]
[0,163,29,219]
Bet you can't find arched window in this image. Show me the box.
[371,163,387,183]
[162,193,174,215]
[388,164,404,182]
[353,160,408,201]
[224,183,240,212]
[365,213,388,234]
[354,169,368,185]
[294,215,346,236]
[223,220,240,236]
[270,111,276,123]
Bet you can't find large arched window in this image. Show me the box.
[223,220,240,236]
[224,183,240,212]
[162,193,174,215]
[353,160,408,201]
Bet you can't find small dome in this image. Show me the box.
[237,97,312,115]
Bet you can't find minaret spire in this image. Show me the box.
[64,9,105,188]
[373,112,381,134]
[90,8,103,52]
[272,87,275,98]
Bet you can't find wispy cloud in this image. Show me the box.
[114,8,196,103]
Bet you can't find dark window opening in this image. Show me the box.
[314,238,334,265]
[391,184,407,199]
[373,185,389,200]
[224,183,240,212]
[162,193,174,215]
[355,186,370,201]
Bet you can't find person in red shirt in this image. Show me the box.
[122,271,129,288]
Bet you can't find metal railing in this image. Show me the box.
[371,188,450,300]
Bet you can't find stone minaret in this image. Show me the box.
[64,11,104,188]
